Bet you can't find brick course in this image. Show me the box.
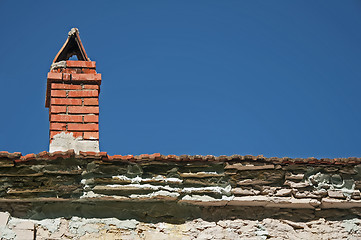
[68,106,99,114]
[51,83,82,90]
[68,90,98,98]
[51,98,82,106]
[46,61,101,142]
[67,124,98,132]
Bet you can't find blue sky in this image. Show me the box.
[0,1,360,158]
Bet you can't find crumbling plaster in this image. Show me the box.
[49,132,99,154]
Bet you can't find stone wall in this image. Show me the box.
[1,211,361,239]
[1,151,361,238]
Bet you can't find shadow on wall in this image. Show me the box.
[1,201,361,224]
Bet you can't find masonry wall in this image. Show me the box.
[1,152,361,239]
[1,211,360,239]
[46,61,101,153]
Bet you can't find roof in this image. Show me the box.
[0,150,360,165]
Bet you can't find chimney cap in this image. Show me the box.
[53,28,90,63]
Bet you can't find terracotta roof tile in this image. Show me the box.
[0,151,22,159]
[1,150,361,165]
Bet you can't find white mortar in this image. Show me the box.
[49,132,99,154]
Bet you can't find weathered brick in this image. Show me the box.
[68,90,98,98]
[66,60,96,68]
[51,131,83,139]
[84,115,99,123]
[84,98,99,105]
[50,106,67,113]
[51,90,67,97]
[47,72,62,80]
[51,98,82,106]
[84,132,99,139]
[69,131,83,138]
[68,123,98,131]
[63,73,71,81]
[51,115,82,123]
[82,68,97,74]
[50,131,61,139]
[62,68,77,74]
[83,84,99,90]
[51,83,82,90]
[68,106,99,114]
[50,123,66,131]
[71,73,101,81]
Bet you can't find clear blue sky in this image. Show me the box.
[0,1,360,158]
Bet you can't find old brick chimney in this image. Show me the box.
[45,28,101,153]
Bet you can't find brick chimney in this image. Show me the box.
[45,28,101,153]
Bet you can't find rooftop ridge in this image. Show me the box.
[0,151,360,165]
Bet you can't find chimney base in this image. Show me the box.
[49,132,99,154]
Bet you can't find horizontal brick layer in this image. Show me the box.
[50,115,83,123]
[71,73,101,81]
[59,68,97,74]
[84,115,99,123]
[51,83,82,90]
[67,124,99,132]
[50,131,83,139]
[66,60,96,68]
[51,98,82,106]
[81,69,97,74]
[50,106,67,113]
[83,84,99,90]
[51,90,67,98]
[68,90,98,98]
[84,98,99,106]
[47,73,101,83]
[50,123,66,131]
[68,106,99,114]
[84,132,99,140]
[48,72,62,80]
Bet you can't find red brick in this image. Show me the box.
[68,124,98,131]
[82,69,97,74]
[51,90,67,97]
[51,115,82,123]
[50,123,66,131]
[50,131,61,139]
[63,73,71,81]
[47,72,62,80]
[51,98,82,106]
[69,131,83,138]
[51,83,82,90]
[50,106,67,113]
[68,90,98,98]
[68,106,99,114]
[62,68,80,74]
[71,73,101,81]
[84,115,99,123]
[83,84,99,90]
[84,132,99,139]
[66,61,96,68]
[50,130,83,139]
[84,98,99,105]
